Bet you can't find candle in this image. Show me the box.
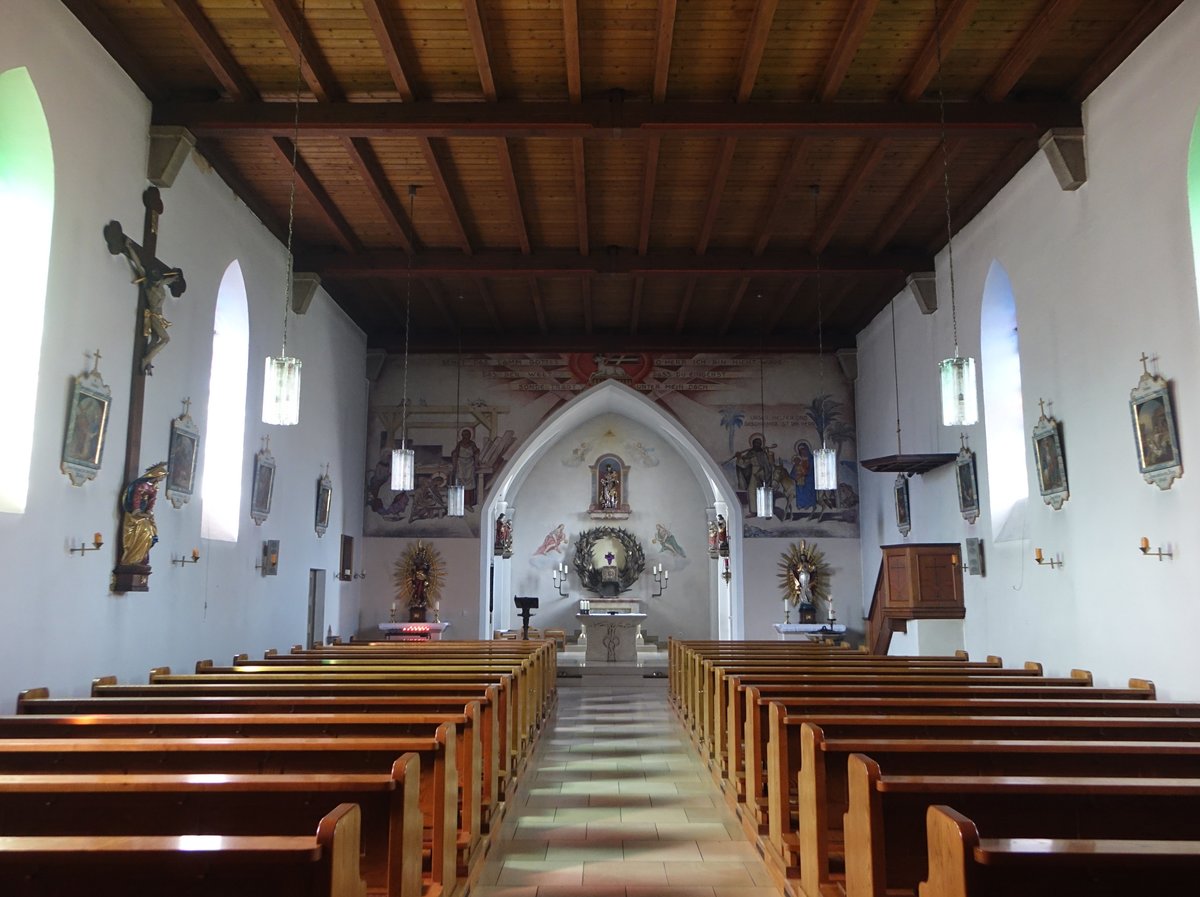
[391,601,397,612]
[93,532,102,545]
[1035,547,1043,562]
[664,569,668,580]
[1140,536,1150,551]
[191,547,200,560]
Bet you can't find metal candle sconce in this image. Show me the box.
[71,532,104,556]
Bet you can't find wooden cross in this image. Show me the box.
[105,186,188,594]
[1037,398,1047,419]
[180,396,192,418]
[1139,352,1151,376]
[959,432,969,451]
[90,349,102,373]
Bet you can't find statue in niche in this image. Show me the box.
[588,453,630,519]
[119,461,168,566]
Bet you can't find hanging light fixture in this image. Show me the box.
[811,184,838,491]
[262,0,307,426]
[446,337,465,517]
[755,349,773,519]
[931,0,978,427]
[390,185,417,492]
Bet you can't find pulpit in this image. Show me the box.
[576,612,646,662]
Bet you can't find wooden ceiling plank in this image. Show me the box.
[719,277,754,336]
[59,0,163,101]
[764,278,807,334]
[372,330,856,355]
[418,137,472,255]
[562,0,581,102]
[1070,0,1185,102]
[982,0,1085,102]
[572,138,589,255]
[258,0,342,103]
[694,137,738,255]
[928,138,1039,253]
[528,277,549,334]
[159,99,1082,139]
[816,0,881,102]
[341,137,415,253]
[461,0,498,101]
[638,138,661,255]
[271,137,360,254]
[497,138,531,254]
[583,277,595,334]
[674,277,696,333]
[811,140,889,254]
[735,0,781,102]
[868,138,967,254]
[652,0,679,103]
[162,0,258,101]
[360,0,416,102]
[751,139,810,256]
[475,278,503,334]
[195,139,288,246]
[629,277,642,336]
[896,0,981,103]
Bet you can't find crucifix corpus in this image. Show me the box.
[105,186,187,593]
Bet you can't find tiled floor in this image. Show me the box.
[475,679,785,897]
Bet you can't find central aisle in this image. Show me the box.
[476,678,785,897]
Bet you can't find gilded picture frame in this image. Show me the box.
[250,446,275,525]
[315,471,333,538]
[1031,406,1069,510]
[894,474,911,536]
[1130,367,1182,490]
[61,363,111,487]
[165,408,200,509]
[955,446,980,525]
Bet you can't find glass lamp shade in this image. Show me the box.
[446,483,465,517]
[814,445,838,491]
[390,446,415,491]
[755,484,774,519]
[939,355,979,426]
[262,355,302,425]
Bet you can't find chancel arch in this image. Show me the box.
[480,380,743,641]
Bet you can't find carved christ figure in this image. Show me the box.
[104,221,187,374]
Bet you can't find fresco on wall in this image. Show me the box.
[365,352,857,538]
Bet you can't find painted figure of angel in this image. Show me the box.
[652,522,686,558]
[533,523,568,557]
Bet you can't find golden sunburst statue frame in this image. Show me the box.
[393,540,446,622]
[778,540,830,611]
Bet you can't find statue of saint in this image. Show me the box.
[119,462,168,566]
[599,463,621,509]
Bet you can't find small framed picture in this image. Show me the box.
[61,360,111,487]
[955,444,979,524]
[250,444,276,525]
[1130,365,1182,490]
[315,470,332,538]
[894,474,911,536]
[165,405,200,509]
[1031,403,1068,510]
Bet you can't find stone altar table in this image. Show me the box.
[772,622,846,641]
[379,621,451,641]
[576,612,646,662]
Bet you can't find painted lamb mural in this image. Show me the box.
[365,352,857,538]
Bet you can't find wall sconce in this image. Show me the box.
[173,547,201,567]
[70,532,104,556]
[651,563,670,597]
[353,570,367,580]
[1034,547,1063,569]
[256,540,280,576]
[721,556,731,583]
[551,562,568,598]
[1139,537,1173,561]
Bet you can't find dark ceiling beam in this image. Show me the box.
[361,0,417,102]
[1070,0,1185,102]
[652,0,679,103]
[736,0,780,101]
[572,139,589,255]
[582,277,594,334]
[751,139,810,255]
[927,137,1039,253]
[305,248,931,278]
[629,277,643,335]
[497,138,531,254]
[694,138,737,255]
[162,0,258,101]
[637,138,661,255]
[674,277,696,333]
[368,329,853,355]
[719,277,754,335]
[60,0,163,100]
[342,137,415,253]
[419,278,459,331]
[270,137,361,254]
[897,0,980,102]
[475,278,503,333]
[158,99,1081,138]
[764,277,807,334]
[461,0,498,101]
[196,138,288,245]
[982,0,1084,101]
[528,278,549,334]
[563,0,582,102]
[418,137,472,254]
[811,140,888,253]
[258,0,342,102]
[816,0,880,101]
[868,138,966,254]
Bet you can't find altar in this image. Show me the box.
[772,622,846,641]
[379,621,452,641]
[576,613,646,662]
[580,598,640,614]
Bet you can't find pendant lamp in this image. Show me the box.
[755,353,773,518]
[261,0,307,426]
[446,337,465,517]
[390,185,417,492]
[811,185,838,491]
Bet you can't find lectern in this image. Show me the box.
[513,595,539,640]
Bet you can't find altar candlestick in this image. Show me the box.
[1034,547,1043,562]
[1140,536,1150,551]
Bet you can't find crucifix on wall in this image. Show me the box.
[104,186,188,593]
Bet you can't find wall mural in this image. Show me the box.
[365,352,858,539]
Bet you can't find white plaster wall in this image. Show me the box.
[0,0,368,709]
[855,0,1200,699]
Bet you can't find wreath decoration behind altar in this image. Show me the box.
[393,541,446,617]
[778,540,830,607]
[571,526,646,594]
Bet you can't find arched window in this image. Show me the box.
[0,68,54,514]
[1189,107,1200,303]
[980,260,1028,541]
[201,261,249,541]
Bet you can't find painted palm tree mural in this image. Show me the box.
[719,408,746,454]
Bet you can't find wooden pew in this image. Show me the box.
[789,723,1200,897]
[0,731,459,893]
[919,804,1200,897]
[0,801,368,897]
[845,753,1200,897]
[0,757,421,897]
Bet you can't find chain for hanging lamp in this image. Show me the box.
[446,335,466,517]
[390,186,417,491]
[811,184,838,491]
[262,0,307,426]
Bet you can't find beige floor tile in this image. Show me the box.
[543,844,625,862]
[582,859,668,885]
[656,822,733,841]
[492,860,584,886]
[621,839,704,861]
[664,860,757,886]
[696,841,763,862]
[627,888,716,897]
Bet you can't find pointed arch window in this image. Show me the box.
[0,68,54,513]
[201,261,250,541]
[980,261,1029,541]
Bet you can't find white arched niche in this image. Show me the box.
[477,380,744,640]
